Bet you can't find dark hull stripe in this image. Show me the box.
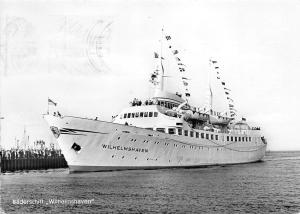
[60,128,108,135]
[69,160,264,173]
[60,133,86,136]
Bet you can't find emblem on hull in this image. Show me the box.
[50,126,60,138]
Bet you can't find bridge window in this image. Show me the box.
[211,134,214,140]
[128,113,131,118]
[184,130,188,136]
[201,133,204,139]
[156,128,165,133]
[135,112,139,117]
[154,112,158,117]
[196,132,199,138]
[235,137,237,141]
[190,131,194,137]
[249,137,252,141]
[227,136,229,141]
[168,128,175,135]
[239,137,241,141]
[246,137,248,142]
[140,112,143,117]
[149,112,153,117]
[242,137,244,142]
[215,135,218,140]
[124,113,127,118]
[206,134,209,139]
[131,113,135,118]
[144,112,148,117]
[177,129,182,135]
[231,136,234,141]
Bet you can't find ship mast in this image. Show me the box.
[159,28,165,91]
[208,59,214,112]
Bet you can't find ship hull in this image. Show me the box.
[44,115,267,173]
[68,160,263,173]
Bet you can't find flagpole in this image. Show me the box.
[160,28,164,91]
[208,59,213,112]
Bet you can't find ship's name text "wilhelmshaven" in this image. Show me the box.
[102,144,148,153]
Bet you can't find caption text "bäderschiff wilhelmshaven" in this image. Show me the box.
[12,199,94,205]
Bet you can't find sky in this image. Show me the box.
[1,0,300,150]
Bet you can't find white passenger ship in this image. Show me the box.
[44,31,267,172]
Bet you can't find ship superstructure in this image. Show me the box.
[44,30,267,172]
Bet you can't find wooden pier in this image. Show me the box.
[0,149,68,173]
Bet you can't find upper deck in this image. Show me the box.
[113,100,262,139]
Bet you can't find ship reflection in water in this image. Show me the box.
[1,151,300,213]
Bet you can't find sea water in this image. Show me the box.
[1,151,300,213]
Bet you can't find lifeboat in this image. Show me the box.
[182,110,209,122]
[210,115,232,125]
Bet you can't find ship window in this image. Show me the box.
[140,112,144,117]
[149,112,153,117]
[135,112,139,117]
[160,101,164,106]
[239,137,241,141]
[156,128,165,133]
[211,134,214,140]
[215,135,218,140]
[128,113,131,118]
[227,136,229,141]
[201,133,204,139]
[235,137,237,141]
[144,112,148,117]
[184,130,188,136]
[190,131,194,137]
[158,101,161,105]
[206,134,209,139]
[231,136,234,141]
[168,128,175,135]
[177,129,182,135]
[154,112,158,117]
[124,113,127,118]
[131,113,135,118]
[196,132,199,138]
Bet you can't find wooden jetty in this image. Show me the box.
[0,149,68,173]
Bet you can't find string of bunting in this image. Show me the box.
[164,34,191,98]
[210,59,236,118]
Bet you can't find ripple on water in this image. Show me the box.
[1,151,300,213]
